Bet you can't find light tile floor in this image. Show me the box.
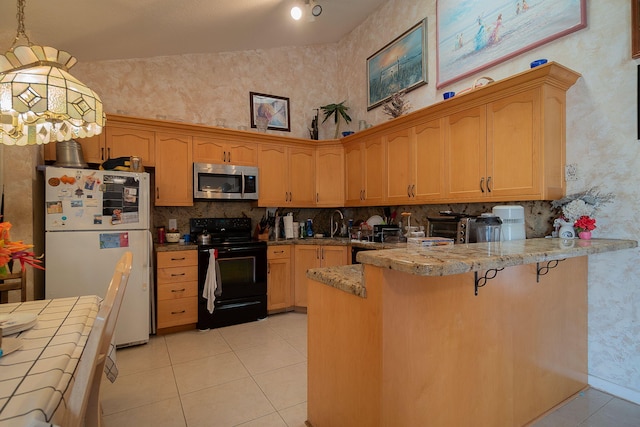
[101,312,640,427]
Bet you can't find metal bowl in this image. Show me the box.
[54,140,88,168]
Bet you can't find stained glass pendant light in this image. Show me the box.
[0,0,104,146]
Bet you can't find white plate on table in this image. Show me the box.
[0,313,37,336]
[0,338,23,356]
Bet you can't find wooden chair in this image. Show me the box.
[0,270,27,303]
[63,252,133,427]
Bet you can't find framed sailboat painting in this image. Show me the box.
[436,0,586,88]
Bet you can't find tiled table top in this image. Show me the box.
[0,295,99,427]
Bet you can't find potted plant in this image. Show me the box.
[320,101,352,139]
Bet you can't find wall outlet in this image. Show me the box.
[565,164,578,182]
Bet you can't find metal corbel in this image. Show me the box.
[536,259,566,282]
[474,268,504,295]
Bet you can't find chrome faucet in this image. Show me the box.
[330,210,344,238]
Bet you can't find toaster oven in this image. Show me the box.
[426,214,477,244]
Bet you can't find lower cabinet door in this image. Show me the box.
[157,297,198,329]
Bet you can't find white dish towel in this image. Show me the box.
[202,249,222,314]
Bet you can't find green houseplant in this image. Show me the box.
[320,101,352,139]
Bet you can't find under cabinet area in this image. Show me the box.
[267,246,293,313]
[156,250,198,331]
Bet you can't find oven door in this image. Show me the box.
[197,243,267,329]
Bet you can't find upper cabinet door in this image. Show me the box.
[258,144,288,206]
[446,106,487,200]
[386,128,413,204]
[486,89,540,199]
[315,145,344,207]
[155,133,193,206]
[193,136,257,166]
[106,126,156,166]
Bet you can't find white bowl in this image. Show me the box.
[166,232,181,243]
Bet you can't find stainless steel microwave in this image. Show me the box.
[193,163,259,200]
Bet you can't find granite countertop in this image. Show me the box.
[307,238,637,298]
[155,242,199,252]
[267,238,406,249]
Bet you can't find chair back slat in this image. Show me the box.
[63,251,133,427]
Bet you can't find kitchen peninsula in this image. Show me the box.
[305,238,637,427]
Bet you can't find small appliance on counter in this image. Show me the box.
[373,224,405,243]
[475,214,502,242]
[426,211,478,243]
[492,205,526,241]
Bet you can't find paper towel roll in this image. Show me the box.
[283,216,294,239]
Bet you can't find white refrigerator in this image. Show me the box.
[44,166,152,347]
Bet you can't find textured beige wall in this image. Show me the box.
[2,0,638,402]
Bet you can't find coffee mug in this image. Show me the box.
[443,92,455,100]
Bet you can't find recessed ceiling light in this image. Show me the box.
[291,6,302,20]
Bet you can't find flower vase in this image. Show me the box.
[557,219,576,239]
[578,231,592,240]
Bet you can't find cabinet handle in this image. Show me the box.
[267,262,270,274]
[223,152,226,162]
[171,310,186,315]
[227,152,231,163]
[289,192,292,201]
[170,273,186,277]
[316,193,319,203]
[362,190,365,200]
[156,187,160,199]
[407,185,411,197]
[412,185,416,197]
[171,288,186,292]
[487,176,492,193]
[107,147,111,159]
[101,147,105,161]
[321,248,325,260]
[171,257,186,261]
[274,250,284,254]
[479,177,485,193]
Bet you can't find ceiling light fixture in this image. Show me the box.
[290,0,322,22]
[0,0,105,146]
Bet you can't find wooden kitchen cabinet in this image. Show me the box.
[155,132,193,206]
[446,88,560,202]
[258,144,316,207]
[386,119,445,204]
[156,250,198,331]
[294,245,348,308]
[193,136,257,165]
[315,144,344,207]
[267,245,293,313]
[105,126,156,166]
[344,136,385,206]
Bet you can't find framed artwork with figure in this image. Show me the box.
[250,92,290,132]
[436,0,587,88]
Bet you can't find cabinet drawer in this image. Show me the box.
[157,281,198,300]
[157,251,197,268]
[268,245,291,260]
[157,266,198,284]
[157,298,198,329]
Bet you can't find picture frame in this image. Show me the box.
[436,0,587,89]
[367,19,428,111]
[250,92,290,132]
[633,0,640,59]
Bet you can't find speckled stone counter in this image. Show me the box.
[155,243,198,252]
[307,238,636,298]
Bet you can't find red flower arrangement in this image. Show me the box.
[0,221,44,275]
[574,215,596,233]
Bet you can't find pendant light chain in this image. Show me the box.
[11,0,32,49]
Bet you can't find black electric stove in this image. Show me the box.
[190,218,267,330]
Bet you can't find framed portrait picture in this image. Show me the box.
[436,0,587,88]
[250,92,290,132]
[367,19,428,111]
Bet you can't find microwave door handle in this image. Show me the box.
[241,172,245,198]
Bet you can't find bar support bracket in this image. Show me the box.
[474,268,504,295]
[536,259,566,282]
